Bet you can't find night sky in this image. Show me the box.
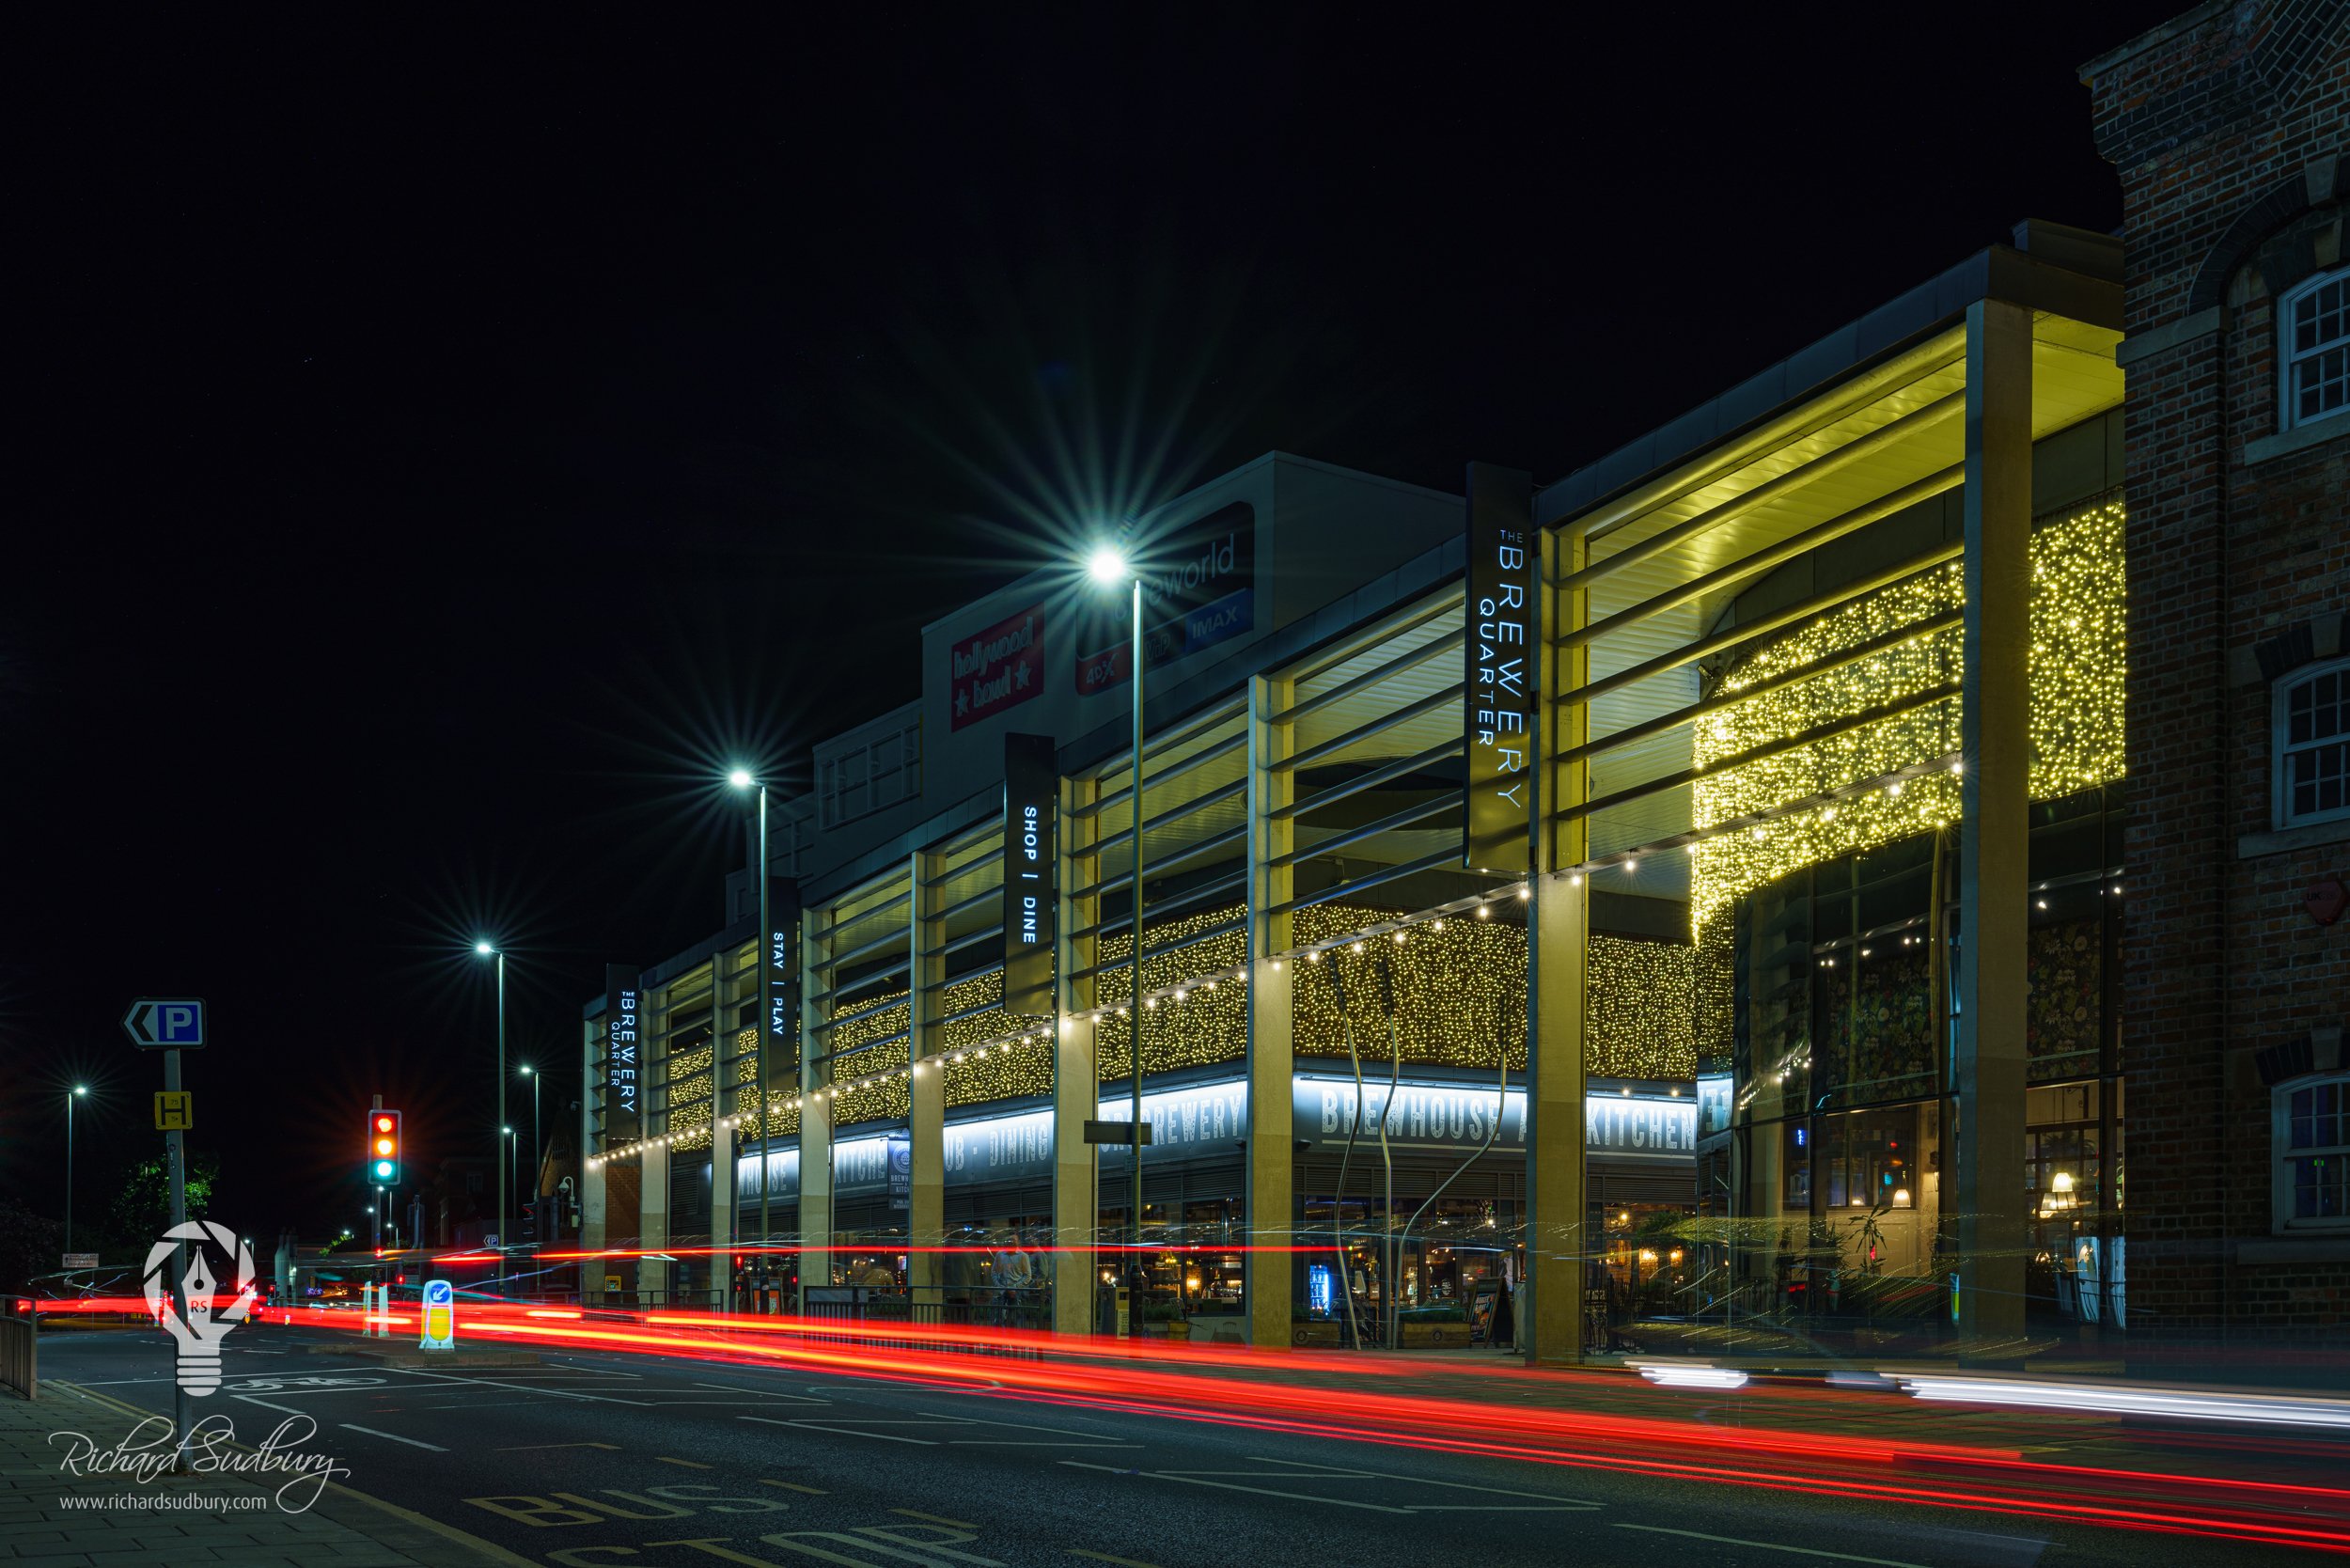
[8,9,2176,1245]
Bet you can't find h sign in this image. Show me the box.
[122,998,208,1050]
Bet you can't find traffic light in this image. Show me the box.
[367,1109,402,1185]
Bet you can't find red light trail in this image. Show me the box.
[229,1296,2350,1554]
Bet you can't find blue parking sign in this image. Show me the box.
[122,997,208,1049]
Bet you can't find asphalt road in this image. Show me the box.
[36,1325,2326,1568]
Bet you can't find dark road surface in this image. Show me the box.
[35,1325,2329,1568]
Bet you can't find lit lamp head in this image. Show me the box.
[1085,545,1130,588]
[475,940,495,957]
[72,1085,87,1097]
[728,767,755,790]
[520,1064,534,1077]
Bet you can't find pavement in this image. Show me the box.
[11,1321,2346,1567]
[0,1372,521,1566]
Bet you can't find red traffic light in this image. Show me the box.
[375,1115,395,1133]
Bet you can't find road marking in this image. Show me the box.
[743,1416,935,1445]
[233,1394,310,1417]
[760,1479,829,1495]
[340,1422,449,1451]
[1241,1456,1599,1507]
[384,1368,653,1406]
[496,1442,622,1451]
[1612,1525,1930,1568]
[1070,1552,1159,1568]
[656,1456,714,1468]
[1058,1460,1410,1514]
[695,1380,832,1403]
[950,1440,1144,1448]
[893,1509,978,1528]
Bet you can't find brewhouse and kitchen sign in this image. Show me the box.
[1075,502,1257,695]
[1293,1077,1698,1160]
[949,602,1046,731]
[1464,463,1536,874]
[1001,733,1057,1014]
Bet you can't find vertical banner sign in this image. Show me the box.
[1464,463,1536,872]
[886,1135,913,1212]
[603,965,643,1146]
[1002,733,1057,1014]
[766,877,801,1076]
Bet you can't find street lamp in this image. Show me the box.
[66,1085,89,1256]
[1086,541,1148,1303]
[475,941,507,1271]
[520,1064,540,1235]
[501,1126,516,1245]
[729,768,774,1305]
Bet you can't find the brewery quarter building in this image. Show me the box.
[578,181,2170,1361]
[2084,0,2347,1358]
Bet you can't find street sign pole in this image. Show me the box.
[164,1047,192,1472]
[120,996,204,1471]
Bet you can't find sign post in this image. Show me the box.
[122,997,204,1470]
[164,1049,192,1466]
[419,1279,455,1350]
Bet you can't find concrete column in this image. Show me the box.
[580,1020,606,1259]
[1956,296,2033,1353]
[709,1119,735,1309]
[639,1148,669,1307]
[1052,774,1102,1335]
[1246,671,1296,1349]
[908,849,947,1297]
[1525,510,1589,1364]
[707,959,738,1309]
[798,902,833,1304]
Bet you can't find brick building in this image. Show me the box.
[2084,1,2347,1354]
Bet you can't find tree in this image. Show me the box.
[109,1151,217,1246]
[0,1199,64,1294]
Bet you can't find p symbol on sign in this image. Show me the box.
[161,1006,196,1041]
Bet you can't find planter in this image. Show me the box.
[1292,1320,1344,1347]
[1398,1321,1473,1347]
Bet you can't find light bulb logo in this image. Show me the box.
[142,1220,256,1396]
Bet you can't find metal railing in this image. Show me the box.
[1,1298,36,1399]
[799,1285,1050,1358]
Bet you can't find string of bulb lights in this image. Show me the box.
[594,497,2123,1168]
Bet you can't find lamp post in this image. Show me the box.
[520,1064,540,1234]
[65,1085,88,1256]
[1087,544,1147,1305]
[728,768,772,1303]
[501,1126,516,1250]
[476,941,507,1275]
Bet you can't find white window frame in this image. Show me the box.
[2272,1072,2350,1234]
[2278,264,2348,432]
[2274,655,2350,830]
